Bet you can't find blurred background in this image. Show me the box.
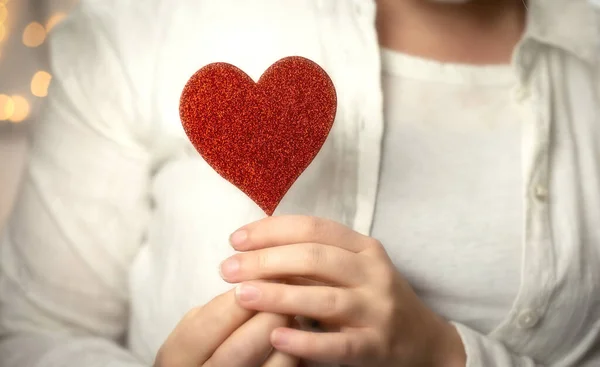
[0,0,78,231]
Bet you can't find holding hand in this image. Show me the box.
[220,216,467,367]
[154,288,298,367]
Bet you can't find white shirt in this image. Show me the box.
[1,1,599,367]
[372,48,522,335]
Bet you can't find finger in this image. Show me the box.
[261,350,299,367]
[220,243,369,286]
[157,289,255,366]
[285,277,337,331]
[286,276,328,287]
[206,312,293,367]
[270,328,377,366]
[262,318,303,367]
[235,282,366,326]
[230,215,375,253]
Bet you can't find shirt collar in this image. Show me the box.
[525,0,599,63]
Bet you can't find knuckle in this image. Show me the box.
[339,335,365,361]
[300,216,326,239]
[321,290,342,317]
[257,252,271,272]
[368,238,384,250]
[304,243,326,271]
[321,290,356,320]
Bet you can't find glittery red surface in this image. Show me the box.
[179,57,337,216]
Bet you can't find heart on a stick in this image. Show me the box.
[179,56,337,215]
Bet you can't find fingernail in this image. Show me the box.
[271,329,291,346]
[236,283,260,302]
[220,258,240,278]
[229,229,248,248]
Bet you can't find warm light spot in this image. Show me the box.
[0,4,7,23]
[31,71,52,97]
[46,12,67,32]
[0,94,14,120]
[23,22,46,47]
[0,23,5,43]
[9,95,30,123]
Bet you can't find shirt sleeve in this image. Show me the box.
[451,322,544,367]
[0,4,152,366]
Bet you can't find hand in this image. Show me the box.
[219,215,467,367]
[154,288,299,367]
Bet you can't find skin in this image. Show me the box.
[377,0,526,64]
[154,289,299,367]
[156,1,526,365]
[221,216,466,366]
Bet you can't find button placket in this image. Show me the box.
[517,309,541,329]
[534,184,549,201]
[500,57,556,345]
[513,85,531,103]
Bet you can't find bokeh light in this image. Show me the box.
[1,1,78,126]
[8,95,30,123]
[22,22,46,48]
[0,4,8,23]
[46,12,67,32]
[31,71,52,97]
[0,94,14,121]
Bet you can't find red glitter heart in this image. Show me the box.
[180,57,337,216]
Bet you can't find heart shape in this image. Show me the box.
[180,56,337,215]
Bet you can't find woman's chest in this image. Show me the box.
[141,0,375,141]
[127,4,600,363]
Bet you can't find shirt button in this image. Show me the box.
[514,86,530,102]
[534,185,549,201]
[354,3,363,14]
[517,309,541,329]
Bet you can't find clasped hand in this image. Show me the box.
[220,215,466,367]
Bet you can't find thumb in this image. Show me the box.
[262,316,303,367]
